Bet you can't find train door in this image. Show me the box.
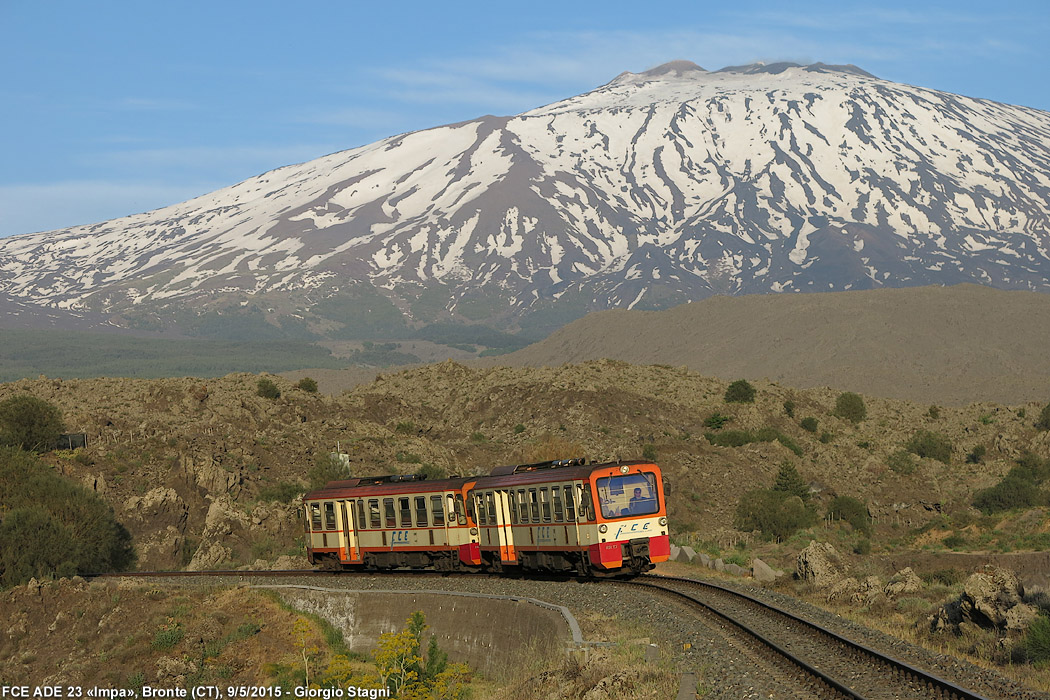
[338,500,362,564]
[493,489,517,564]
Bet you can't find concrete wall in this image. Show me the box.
[271,587,571,679]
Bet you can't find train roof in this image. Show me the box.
[304,459,659,500]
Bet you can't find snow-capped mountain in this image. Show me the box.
[3,60,1050,338]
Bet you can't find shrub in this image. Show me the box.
[927,405,941,420]
[703,413,731,430]
[972,453,1050,514]
[0,447,134,587]
[296,377,319,393]
[724,379,756,404]
[800,416,818,433]
[966,445,986,464]
[734,489,815,541]
[888,450,917,475]
[834,392,867,423]
[942,533,967,550]
[705,428,802,456]
[906,430,952,464]
[854,538,871,555]
[417,463,447,480]
[826,495,871,535]
[256,378,281,399]
[513,423,526,434]
[819,432,833,444]
[773,461,809,501]
[642,444,657,460]
[1023,615,1050,663]
[308,453,347,489]
[1037,403,1050,431]
[783,400,795,418]
[0,395,65,452]
[258,481,303,503]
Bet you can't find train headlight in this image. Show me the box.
[619,465,630,474]
[469,527,478,535]
[598,524,608,533]
[659,517,668,526]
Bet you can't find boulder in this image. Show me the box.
[698,552,711,568]
[724,563,747,577]
[674,546,697,563]
[670,544,682,561]
[885,567,924,597]
[931,566,1033,633]
[752,558,779,584]
[796,541,848,588]
[713,558,725,572]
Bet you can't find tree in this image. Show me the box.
[772,461,809,502]
[296,377,319,393]
[256,377,281,399]
[0,395,65,452]
[834,392,867,423]
[724,379,756,404]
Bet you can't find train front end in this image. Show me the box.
[586,461,670,574]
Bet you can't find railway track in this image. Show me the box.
[627,574,991,700]
[91,569,1005,699]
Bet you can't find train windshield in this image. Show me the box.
[596,472,659,519]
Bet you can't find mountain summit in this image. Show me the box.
[2,61,1049,340]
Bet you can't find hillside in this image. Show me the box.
[4,361,1049,576]
[482,284,1050,406]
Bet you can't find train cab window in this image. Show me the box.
[432,495,445,526]
[310,503,322,531]
[596,472,659,519]
[324,503,336,530]
[517,490,529,523]
[369,499,381,529]
[564,486,577,521]
[455,494,467,525]
[552,487,564,522]
[415,496,428,527]
[485,492,497,523]
[399,497,412,528]
[384,498,396,528]
[357,499,367,530]
[540,488,551,523]
[578,485,596,521]
[528,489,540,521]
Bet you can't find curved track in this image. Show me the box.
[91,569,996,699]
[627,575,991,700]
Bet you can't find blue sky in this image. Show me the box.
[1,0,1047,238]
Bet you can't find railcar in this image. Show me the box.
[304,458,670,576]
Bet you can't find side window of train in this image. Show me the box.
[564,485,576,521]
[485,491,497,523]
[476,493,488,526]
[540,487,551,523]
[552,486,564,522]
[324,502,336,530]
[508,490,519,524]
[432,495,445,526]
[369,499,381,529]
[455,494,467,525]
[357,499,366,530]
[466,490,478,524]
[415,496,428,527]
[310,503,322,531]
[578,484,596,521]
[384,498,396,528]
[399,497,412,528]
[517,489,529,523]
[528,489,540,522]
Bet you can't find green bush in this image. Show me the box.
[826,495,871,535]
[888,450,917,475]
[906,430,953,464]
[256,378,281,399]
[0,395,65,452]
[854,538,871,555]
[642,444,657,460]
[417,463,447,480]
[704,428,801,456]
[834,392,867,423]
[308,453,348,489]
[258,481,303,503]
[734,489,815,542]
[927,405,941,420]
[703,413,731,430]
[966,445,986,464]
[973,453,1050,514]
[800,416,818,433]
[942,533,967,550]
[783,400,795,418]
[295,377,319,393]
[1037,403,1050,431]
[0,448,134,588]
[724,379,756,404]
[1023,615,1050,663]
[513,423,526,434]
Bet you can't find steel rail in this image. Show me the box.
[635,574,991,700]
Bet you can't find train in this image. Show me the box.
[303,458,670,577]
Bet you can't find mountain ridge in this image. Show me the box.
[2,61,1049,341]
